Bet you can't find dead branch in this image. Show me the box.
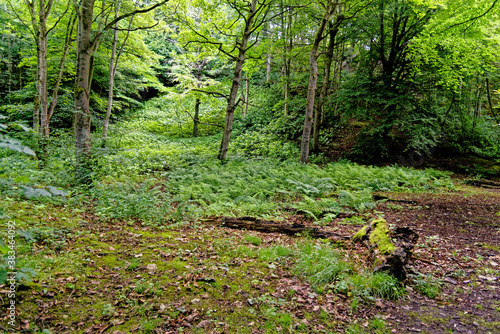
[203,216,348,240]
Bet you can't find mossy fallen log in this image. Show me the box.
[204,216,348,241]
[353,218,418,281]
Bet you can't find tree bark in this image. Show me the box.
[37,1,50,139]
[193,97,200,137]
[244,73,249,116]
[266,53,271,82]
[218,0,259,160]
[299,1,338,163]
[312,18,342,152]
[74,0,94,184]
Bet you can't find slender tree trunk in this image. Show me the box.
[102,4,120,147]
[74,0,95,184]
[312,20,341,152]
[47,12,76,126]
[244,73,249,116]
[218,0,258,160]
[7,29,12,105]
[38,11,49,139]
[72,0,168,183]
[486,78,499,122]
[282,3,293,117]
[103,4,135,147]
[299,1,338,163]
[266,54,271,82]
[27,4,40,132]
[193,97,200,137]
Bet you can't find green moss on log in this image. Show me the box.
[353,225,369,241]
[369,218,395,255]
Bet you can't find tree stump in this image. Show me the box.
[353,218,418,281]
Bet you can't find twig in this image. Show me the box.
[410,255,437,265]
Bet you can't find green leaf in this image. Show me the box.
[15,271,32,283]
[14,176,30,183]
[21,186,53,198]
[47,186,69,196]
[35,188,52,197]
[16,123,31,132]
[0,269,7,285]
[17,230,36,242]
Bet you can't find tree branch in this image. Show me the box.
[184,110,223,128]
[447,0,498,32]
[190,89,229,99]
[91,0,169,48]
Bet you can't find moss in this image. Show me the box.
[99,255,120,268]
[369,219,396,255]
[353,225,369,241]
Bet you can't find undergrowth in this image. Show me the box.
[293,242,405,302]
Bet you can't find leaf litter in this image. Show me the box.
[1,183,499,333]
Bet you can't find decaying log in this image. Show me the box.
[465,179,500,189]
[373,194,417,204]
[204,216,348,241]
[353,219,419,281]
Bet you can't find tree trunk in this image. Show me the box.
[266,54,271,82]
[299,1,338,163]
[281,2,293,118]
[38,10,49,139]
[244,73,249,116]
[205,216,345,240]
[312,21,340,153]
[217,0,258,160]
[102,3,121,147]
[47,12,77,127]
[486,78,499,122]
[193,97,200,137]
[74,0,95,184]
[72,0,169,183]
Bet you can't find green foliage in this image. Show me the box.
[231,131,299,161]
[292,196,342,220]
[409,272,443,299]
[0,239,38,284]
[258,245,293,262]
[294,242,405,302]
[0,114,35,156]
[293,242,352,286]
[244,234,262,246]
[87,178,174,225]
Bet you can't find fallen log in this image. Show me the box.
[465,179,500,189]
[373,194,417,204]
[203,216,348,241]
[353,219,419,281]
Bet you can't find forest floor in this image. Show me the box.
[1,181,499,333]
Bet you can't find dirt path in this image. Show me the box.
[373,187,500,333]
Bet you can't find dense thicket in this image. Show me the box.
[0,0,499,181]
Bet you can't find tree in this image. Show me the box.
[299,0,341,163]
[72,0,168,183]
[101,1,135,147]
[311,14,343,153]
[176,0,274,160]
